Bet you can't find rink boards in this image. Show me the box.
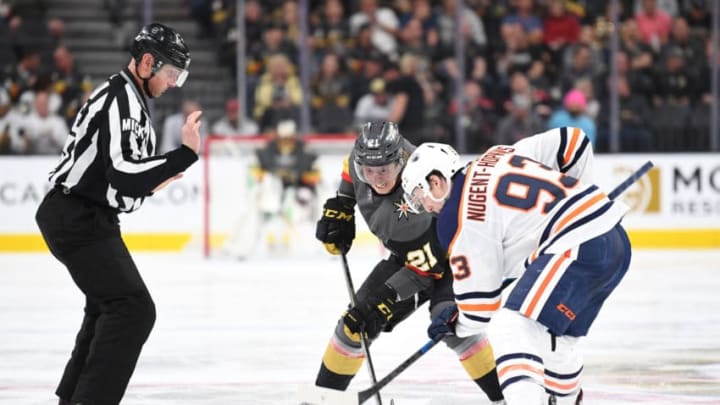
[0,153,718,251]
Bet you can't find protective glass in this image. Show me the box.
[158,64,189,87]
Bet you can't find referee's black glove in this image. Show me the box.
[316,195,355,255]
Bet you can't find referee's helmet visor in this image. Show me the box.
[158,64,189,87]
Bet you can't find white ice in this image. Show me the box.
[1,248,719,405]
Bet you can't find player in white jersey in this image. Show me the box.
[401,127,633,404]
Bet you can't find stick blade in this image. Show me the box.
[296,384,360,405]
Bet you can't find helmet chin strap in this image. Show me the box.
[427,177,451,204]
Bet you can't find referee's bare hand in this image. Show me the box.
[182,110,203,154]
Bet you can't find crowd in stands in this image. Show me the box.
[204,0,716,152]
[1,0,717,155]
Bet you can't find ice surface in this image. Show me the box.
[1,248,719,404]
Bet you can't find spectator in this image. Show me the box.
[218,0,265,79]
[11,90,68,154]
[310,0,351,58]
[347,51,386,110]
[547,89,597,145]
[397,18,434,69]
[252,53,301,118]
[575,77,600,120]
[597,75,654,152]
[662,16,704,73]
[277,0,301,44]
[353,77,393,126]
[346,23,377,74]
[618,19,656,97]
[543,0,581,77]
[634,0,679,17]
[397,0,439,49]
[494,93,545,145]
[559,43,599,94]
[384,54,427,144]
[2,45,41,103]
[211,98,259,136]
[160,99,208,153]
[501,0,544,45]
[349,0,399,58]
[635,0,672,51]
[562,24,606,84]
[654,45,692,106]
[543,0,581,51]
[495,21,543,80]
[16,71,62,116]
[499,71,552,121]
[444,80,498,153]
[684,0,711,39]
[52,45,92,128]
[437,0,486,55]
[435,0,489,100]
[258,86,302,133]
[253,53,302,131]
[697,36,720,104]
[244,20,299,86]
[310,52,352,133]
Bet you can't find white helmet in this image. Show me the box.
[401,143,463,212]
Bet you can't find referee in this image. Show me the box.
[35,23,201,405]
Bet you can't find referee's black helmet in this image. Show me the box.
[131,23,190,73]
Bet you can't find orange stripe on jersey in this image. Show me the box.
[524,255,567,318]
[562,127,581,166]
[544,378,580,391]
[553,192,606,233]
[498,363,544,379]
[341,156,352,183]
[449,161,478,254]
[458,300,501,312]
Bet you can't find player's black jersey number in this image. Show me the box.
[495,155,578,213]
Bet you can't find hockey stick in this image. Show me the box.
[340,251,383,405]
[298,337,442,405]
[357,336,443,404]
[608,161,654,200]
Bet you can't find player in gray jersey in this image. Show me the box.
[314,121,504,403]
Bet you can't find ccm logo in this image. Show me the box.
[556,303,576,320]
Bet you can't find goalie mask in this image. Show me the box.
[401,143,463,213]
[131,23,191,90]
[353,122,405,195]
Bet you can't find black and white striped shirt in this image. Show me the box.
[49,67,198,213]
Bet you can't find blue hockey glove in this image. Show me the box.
[428,304,459,340]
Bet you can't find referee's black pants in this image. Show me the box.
[36,188,156,405]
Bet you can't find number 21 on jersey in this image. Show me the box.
[406,242,438,272]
